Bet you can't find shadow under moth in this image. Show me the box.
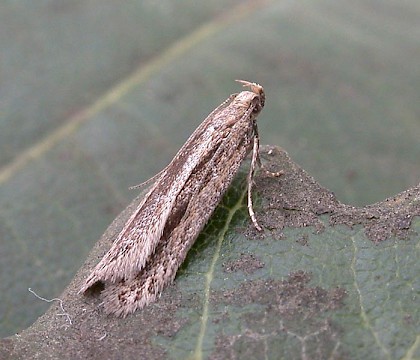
[80,80,280,316]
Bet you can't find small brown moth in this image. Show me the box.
[80,80,279,316]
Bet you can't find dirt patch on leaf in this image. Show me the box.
[210,271,347,360]
[256,146,420,242]
[223,254,265,274]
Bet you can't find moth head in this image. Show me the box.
[235,80,265,110]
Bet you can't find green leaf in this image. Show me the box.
[2,147,419,360]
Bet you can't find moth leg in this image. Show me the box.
[129,167,166,190]
[248,132,263,231]
[248,123,283,231]
[252,123,283,178]
[257,156,284,178]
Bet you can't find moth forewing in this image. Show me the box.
[80,98,240,291]
[81,81,267,316]
[102,131,254,316]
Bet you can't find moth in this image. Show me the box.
[80,80,279,316]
